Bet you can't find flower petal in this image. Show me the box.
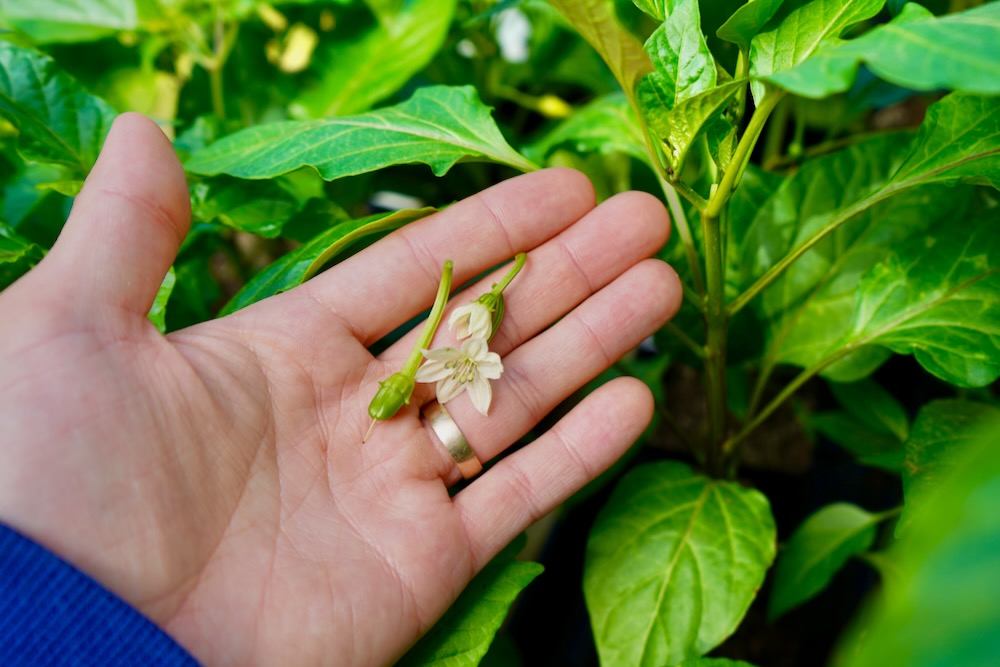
[422,346,462,362]
[436,375,465,404]
[415,359,452,383]
[478,359,504,380]
[466,375,493,415]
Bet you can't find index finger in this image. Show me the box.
[299,168,596,346]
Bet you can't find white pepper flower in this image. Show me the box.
[415,338,503,415]
[448,301,493,341]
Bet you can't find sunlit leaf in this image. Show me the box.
[0,0,138,43]
[638,0,716,113]
[546,0,652,105]
[585,461,776,667]
[220,207,434,316]
[399,536,543,667]
[291,0,456,117]
[717,0,785,51]
[0,221,45,291]
[0,42,117,177]
[528,92,649,164]
[898,400,1000,535]
[749,0,885,105]
[647,81,744,174]
[186,86,537,180]
[631,0,664,21]
[769,503,881,620]
[765,3,1000,98]
[147,267,175,334]
[835,414,1000,667]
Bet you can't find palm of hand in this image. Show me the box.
[0,114,679,666]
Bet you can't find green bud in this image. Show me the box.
[368,372,415,421]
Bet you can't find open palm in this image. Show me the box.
[0,115,680,666]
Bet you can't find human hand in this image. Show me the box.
[0,114,680,666]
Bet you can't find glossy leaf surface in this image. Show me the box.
[749,0,885,104]
[717,0,785,51]
[585,461,775,667]
[766,3,1000,98]
[769,503,880,620]
[0,42,117,177]
[219,208,434,316]
[186,86,536,180]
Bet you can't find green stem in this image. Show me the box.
[657,173,706,296]
[401,260,454,377]
[701,207,728,475]
[491,252,527,295]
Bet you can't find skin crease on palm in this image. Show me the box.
[0,113,681,666]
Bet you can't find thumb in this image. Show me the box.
[44,112,190,320]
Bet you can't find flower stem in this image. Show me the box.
[402,261,454,377]
[491,252,527,295]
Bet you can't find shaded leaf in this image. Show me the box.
[765,3,1000,99]
[829,378,908,441]
[191,178,301,238]
[807,410,905,471]
[647,81,744,174]
[899,399,1000,534]
[0,221,45,291]
[147,267,175,334]
[186,86,537,180]
[0,42,117,177]
[678,659,758,667]
[528,92,648,165]
[748,0,885,105]
[291,0,456,118]
[547,0,653,105]
[717,0,785,51]
[220,207,434,316]
[769,503,880,620]
[585,461,776,667]
[398,536,543,667]
[834,414,1000,667]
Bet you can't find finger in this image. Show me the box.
[43,113,190,319]
[422,259,681,481]
[453,376,654,570]
[379,190,671,365]
[299,168,596,345]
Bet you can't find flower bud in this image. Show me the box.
[367,372,415,421]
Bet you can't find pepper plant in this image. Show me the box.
[0,0,998,665]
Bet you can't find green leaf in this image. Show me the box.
[834,413,1000,667]
[638,0,717,113]
[0,221,45,291]
[546,0,653,105]
[632,0,665,21]
[765,3,1000,99]
[748,0,886,105]
[0,42,117,177]
[291,0,456,118]
[191,178,301,238]
[717,0,785,51]
[186,86,537,180]
[807,410,905,471]
[527,93,649,165]
[678,659,759,667]
[769,503,881,621]
[0,0,139,43]
[398,536,543,667]
[646,81,745,175]
[898,399,1000,535]
[829,378,909,441]
[585,461,776,667]
[888,93,1000,191]
[147,267,175,334]
[220,207,434,316]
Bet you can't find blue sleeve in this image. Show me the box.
[0,523,201,666]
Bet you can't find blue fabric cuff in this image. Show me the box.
[0,523,201,666]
